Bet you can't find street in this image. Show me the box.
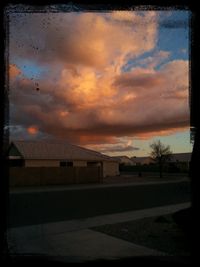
[9,181,191,228]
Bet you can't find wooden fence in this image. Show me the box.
[9,166,102,187]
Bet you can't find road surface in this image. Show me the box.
[9,181,191,228]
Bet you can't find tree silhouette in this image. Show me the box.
[150,140,172,178]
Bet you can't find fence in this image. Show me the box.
[9,166,102,187]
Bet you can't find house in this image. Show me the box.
[167,152,191,172]
[113,155,136,166]
[131,153,191,172]
[170,152,191,163]
[8,140,119,178]
[131,156,154,165]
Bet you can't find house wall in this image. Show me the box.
[25,160,95,167]
[103,161,119,177]
[168,161,189,172]
[144,158,154,164]
[25,159,60,167]
[121,159,134,166]
[19,159,119,179]
[73,161,87,167]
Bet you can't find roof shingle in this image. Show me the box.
[11,140,117,162]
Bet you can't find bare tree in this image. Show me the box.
[150,140,172,178]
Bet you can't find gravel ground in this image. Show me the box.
[91,213,191,257]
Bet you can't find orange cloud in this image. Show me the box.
[9,64,21,79]
[78,135,117,145]
[9,12,189,149]
[9,11,158,70]
[59,111,69,117]
[27,126,38,135]
[134,127,190,140]
[10,59,189,145]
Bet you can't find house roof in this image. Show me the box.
[9,140,118,162]
[114,155,130,160]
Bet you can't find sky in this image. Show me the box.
[7,8,193,157]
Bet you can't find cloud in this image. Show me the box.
[9,59,189,146]
[133,127,189,140]
[27,125,39,135]
[113,60,188,99]
[98,145,140,153]
[9,11,158,70]
[113,68,164,89]
[134,50,171,69]
[9,64,22,79]
[8,11,190,150]
[84,138,140,154]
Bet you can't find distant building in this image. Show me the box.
[131,156,154,165]
[131,153,191,172]
[113,155,136,166]
[170,152,191,163]
[167,152,191,172]
[8,140,119,178]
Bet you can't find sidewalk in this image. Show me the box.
[7,202,190,263]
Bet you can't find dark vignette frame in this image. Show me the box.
[1,0,199,265]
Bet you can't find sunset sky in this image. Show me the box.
[8,8,192,157]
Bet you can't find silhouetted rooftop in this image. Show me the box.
[9,140,118,162]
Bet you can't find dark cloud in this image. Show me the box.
[99,145,140,153]
[113,72,164,89]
